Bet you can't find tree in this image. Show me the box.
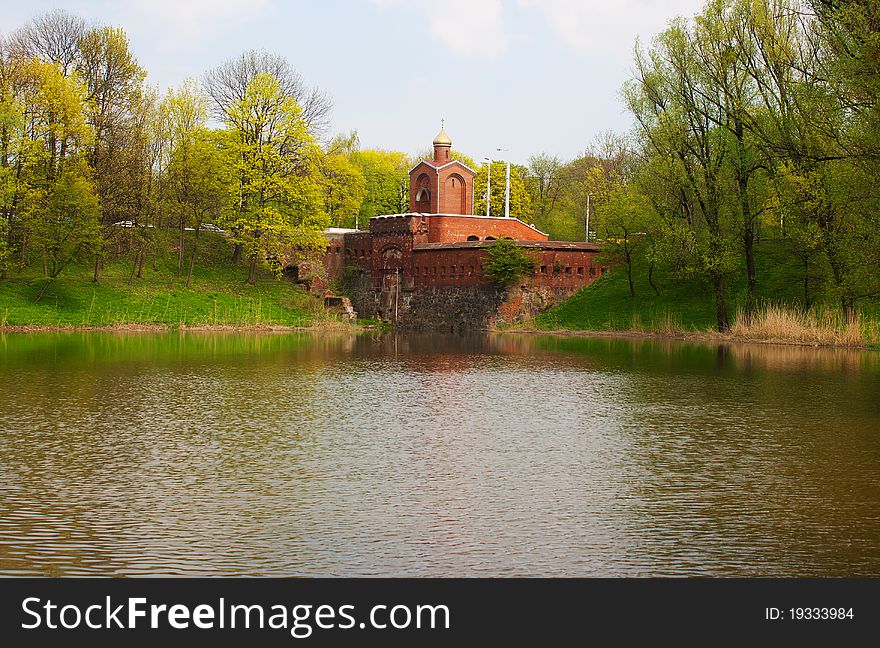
[220,72,327,284]
[526,153,563,222]
[625,19,738,331]
[160,79,214,278]
[473,161,533,220]
[595,184,653,297]
[483,238,534,284]
[76,25,146,282]
[9,9,87,78]
[205,50,331,264]
[160,80,232,286]
[349,149,411,219]
[30,169,101,301]
[320,150,365,228]
[15,59,100,301]
[0,36,27,279]
[204,49,332,138]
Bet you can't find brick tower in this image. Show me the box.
[408,125,475,215]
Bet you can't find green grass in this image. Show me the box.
[536,238,880,333]
[0,229,327,327]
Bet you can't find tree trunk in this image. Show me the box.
[625,246,635,297]
[137,249,146,278]
[186,227,200,288]
[128,251,139,285]
[841,296,855,323]
[802,256,811,310]
[93,254,101,283]
[178,219,185,277]
[246,255,257,285]
[232,242,243,264]
[743,223,757,323]
[35,278,52,303]
[712,270,729,332]
[823,238,851,320]
[648,260,659,296]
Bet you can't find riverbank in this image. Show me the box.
[0,322,371,333]
[498,324,880,350]
[0,229,359,330]
[532,239,880,349]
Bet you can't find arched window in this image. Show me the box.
[485,236,496,241]
[466,235,479,241]
[445,173,466,214]
[415,173,432,212]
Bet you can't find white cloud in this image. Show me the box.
[371,0,509,60]
[518,0,703,58]
[108,0,273,49]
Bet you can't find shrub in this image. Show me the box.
[484,239,534,284]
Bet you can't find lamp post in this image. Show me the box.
[482,157,491,217]
[496,148,510,218]
[586,193,593,242]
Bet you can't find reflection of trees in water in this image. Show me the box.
[2,331,880,576]
[497,332,880,376]
[518,334,880,577]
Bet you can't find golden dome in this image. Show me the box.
[433,128,452,147]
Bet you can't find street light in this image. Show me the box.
[482,157,492,217]
[496,148,510,218]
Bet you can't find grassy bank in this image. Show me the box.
[534,239,880,347]
[0,229,338,329]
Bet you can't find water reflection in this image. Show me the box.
[1,332,879,576]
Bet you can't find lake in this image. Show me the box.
[1,331,879,576]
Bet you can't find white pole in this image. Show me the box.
[486,161,491,217]
[586,193,592,242]
[496,148,509,218]
[504,160,510,218]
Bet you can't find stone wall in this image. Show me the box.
[399,285,506,331]
[394,283,581,331]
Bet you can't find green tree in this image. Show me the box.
[76,25,146,281]
[159,79,232,283]
[625,18,738,331]
[483,238,534,284]
[526,153,563,223]
[15,59,100,301]
[320,149,365,228]
[0,37,27,278]
[30,169,101,301]
[220,72,327,284]
[595,184,653,297]
[350,149,411,219]
[473,161,532,220]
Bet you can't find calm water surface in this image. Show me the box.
[1,332,879,576]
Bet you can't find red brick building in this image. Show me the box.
[303,128,608,326]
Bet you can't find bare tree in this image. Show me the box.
[526,153,563,219]
[9,9,89,76]
[203,49,332,138]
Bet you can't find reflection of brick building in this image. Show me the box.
[306,128,608,328]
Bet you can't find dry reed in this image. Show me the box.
[728,304,866,347]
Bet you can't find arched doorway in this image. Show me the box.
[379,245,404,321]
[415,188,430,213]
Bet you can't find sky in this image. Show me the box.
[0,0,706,164]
